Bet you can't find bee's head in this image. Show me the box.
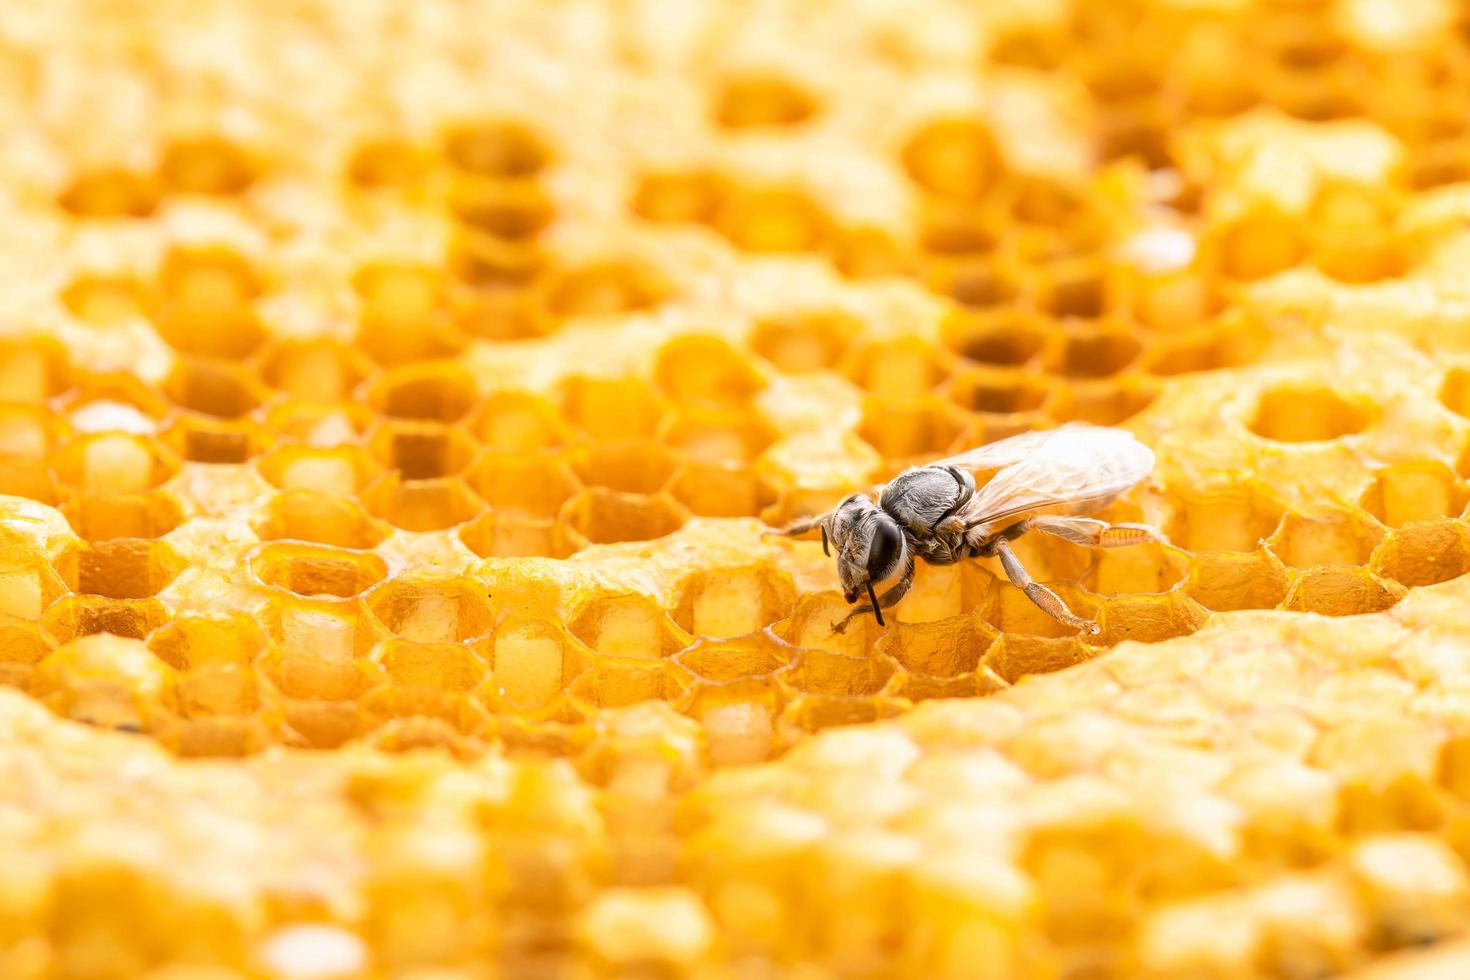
[828,496,906,605]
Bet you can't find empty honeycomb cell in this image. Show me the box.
[948,366,1055,415]
[158,135,258,194]
[366,575,495,643]
[901,119,1004,201]
[713,73,818,128]
[355,263,465,364]
[0,544,67,621]
[29,633,175,732]
[443,119,553,176]
[1164,480,1286,553]
[175,662,266,720]
[62,490,184,541]
[265,401,374,446]
[472,453,582,519]
[917,200,1008,257]
[362,473,485,532]
[941,310,1053,368]
[654,335,766,407]
[161,416,273,464]
[257,445,379,496]
[775,593,878,656]
[1046,325,1143,378]
[1084,540,1189,597]
[1036,259,1113,320]
[1268,506,1385,569]
[561,375,668,441]
[748,311,861,374]
[256,491,389,550]
[1371,520,1470,589]
[1314,229,1408,284]
[371,638,488,692]
[250,541,388,600]
[0,336,70,403]
[59,271,153,326]
[670,461,776,518]
[567,656,691,711]
[55,538,183,600]
[1216,205,1310,281]
[58,374,167,436]
[714,186,830,253]
[1097,591,1209,645]
[1281,566,1405,617]
[1440,368,1470,419]
[895,562,992,625]
[367,421,477,479]
[478,617,585,712]
[366,362,479,423]
[261,660,376,747]
[540,259,670,318]
[0,615,54,688]
[1361,461,1466,528]
[982,633,1098,684]
[574,441,680,494]
[470,391,571,453]
[448,175,555,240]
[0,406,65,500]
[845,337,948,400]
[1249,384,1375,443]
[1051,376,1159,426]
[146,614,268,671]
[676,634,796,764]
[345,135,432,186]
[40,595,170,643]
[631,170,729,224]
[568,594,691,660]
[1185,547,1293,611]
[1409,136,1470,190]
[661,406,776,465]
[856,397,967,464]
[673,565,797,638]
[778,645,894,697]
[925,257,1025,310]
[828,225,913,280]
[163,358,265,420]
[57,167,161,218]
[151,249,267,360]
[777,694,909,741]
[562,488,688,544]
[876,614,994,683]
[258,338,372,403]
[458,511,586,559]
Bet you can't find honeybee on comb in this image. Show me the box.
[776,423,1165,633]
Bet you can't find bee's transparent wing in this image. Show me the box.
[934,424,1154,528]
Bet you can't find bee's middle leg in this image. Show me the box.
[1026,515,1167,549]
[987,538,1100,635]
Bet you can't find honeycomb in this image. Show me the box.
[8,0,1470,976]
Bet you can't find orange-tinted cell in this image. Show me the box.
[541,260,669,318]
[1268,506,1385,569]
[0,337,71,403]
[561,489,688,545]
[902,119,1005,201]
[258,339,372,402]
[58,168,161,218]
[59,273,154,326]
[574,441,680,495]
[655,336,765,407]
[1185,548,1292,612]
[367,575,495,643]
[265,401,375,446]
[1360,461,1466,528]
[562,376,668,442]
[29,634,176,732]
[158,136,258,194]
[1371,520,1470,589]
[477,617,585,712]
[55,538,184,599]
[257,445,380,496]
[568,657,691,710]
[828,225,913,280]
[748,311,861,374]
[147,613,268,671]
[458,511,586,559]
[41,595,171,644]
[845,337,948,400]
[1280,566,1404,616]
[713,74,819,128]
[473,453,582,519]
[256,491,389,550]
[669,461,775,518]
[941,310,1052,368]
[1249,384,1374,443]
[62,490,184,541]
[470,391,571,453]
[1051,377,1159,427]
[442,120,553,177]
[362,474,485,532]
[568,594,691,660]
[0,615,54,688]
[367,421,477,480]
[672,566,796,638]
[250,542,388,600]
[449,175,554,240]
[366,362,480,423]
[949,366,1054,416]
[1215,205,1309,280]
[631,170,729,224]
[983,632,1098,683]
[714,187,830,252]
[346,136,433,186]
[162,416,273,465]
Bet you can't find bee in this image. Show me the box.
[775,423,1164,634]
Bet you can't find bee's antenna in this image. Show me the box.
[867,581,884,627]
[820,525,830,556]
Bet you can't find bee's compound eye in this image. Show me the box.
[867,520,903,580]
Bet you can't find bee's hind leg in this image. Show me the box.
[988,538,1100,635]
[1027,515,1167,549]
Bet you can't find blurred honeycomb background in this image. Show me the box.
[10,0,1470,976]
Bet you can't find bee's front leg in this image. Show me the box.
[832,560,915,634]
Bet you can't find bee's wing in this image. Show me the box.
[940,424,1154,528]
